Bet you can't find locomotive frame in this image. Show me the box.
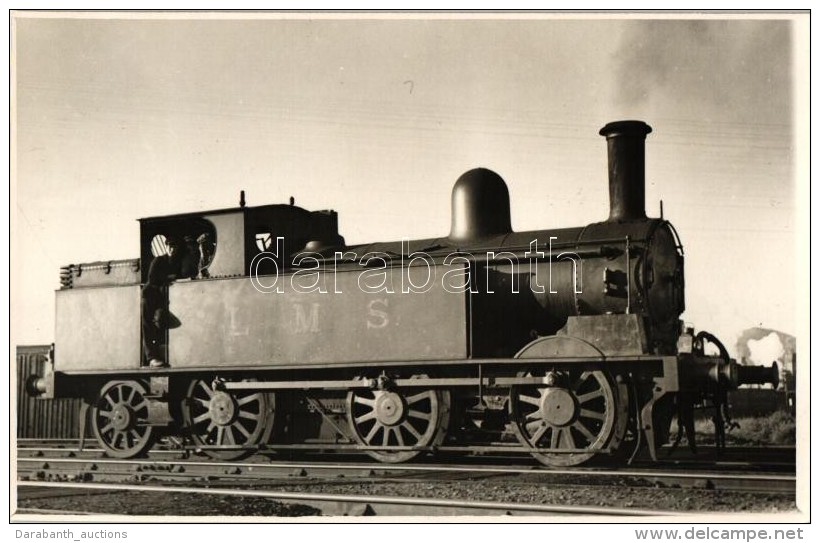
[27,120,778,467]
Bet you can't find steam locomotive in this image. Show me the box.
[26,120,778,466]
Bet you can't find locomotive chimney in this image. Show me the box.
[599,120,652,222]
[449,168,512,242]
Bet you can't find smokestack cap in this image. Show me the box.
[449,168,513,241]
[599,120,652,139]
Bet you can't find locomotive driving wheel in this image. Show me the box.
[509,369,619,467]
[91,380,155,459]
[346,376,450,463]
[181,378,275,460]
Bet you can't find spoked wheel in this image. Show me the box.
[91,380,155,459]
[510,369,621,467]
[181,378,275,460]
[346,377,450,463]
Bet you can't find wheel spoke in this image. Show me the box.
[224,427,236,445]
[572,420,597,443]
[525,419,542,433]
[400,421,422,440]
[99,422,114,434]
[132,400,148,412]
[408,410,431,421]
[561,427,576,449]
[519,394,542,407]
[579,408,606,421]
[193,397,210,408]
[126,387,137,404]
[364,422,381,444]
[576,389,604,405]
[571,372,591,392]
[382,427,390,447]
[394,427,405,446]
[233,422,251,440]
[405,392,430,405]
[530,423,549,445]
[193,412,211,424]
[355,411,377,424]
[216,426,225,445]
[236,394,259,407]
[238,410,261,421]
[354,395,376,407]
[196,381,214,398]
[550,428,560,449]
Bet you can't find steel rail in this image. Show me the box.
[16,439,81,443]
[16,446,183,456]
[15,441,798,455]
[15,507,95,516]
[16,481,678,517]
[13,455,795,480]
[17,442,613,455]
[16,444,796,470]
[17,456,795,493]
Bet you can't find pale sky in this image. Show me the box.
[11,13,807,356]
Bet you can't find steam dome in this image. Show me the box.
[448,168,513,242]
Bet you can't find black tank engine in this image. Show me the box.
[27,120,777,466]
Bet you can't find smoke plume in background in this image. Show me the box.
[736,328,795,368]
[613,20,791,124]
[747,332,785,364]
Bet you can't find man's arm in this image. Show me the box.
[147,255,174,286]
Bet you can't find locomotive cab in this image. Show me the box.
[139,202,344,280]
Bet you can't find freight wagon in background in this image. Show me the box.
[16,345,84,439]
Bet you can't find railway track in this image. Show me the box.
[15,438,797,473]
[16,481,676,517]
[16,454,796,493]
[14,440,797,517]
[15,438,796,463]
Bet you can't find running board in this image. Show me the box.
[187,442,616,455]
[225,375,566,391]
